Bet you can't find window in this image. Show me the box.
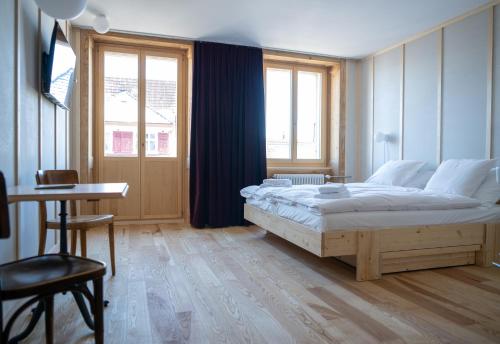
[146,133,156,152]
[264,62,327,165]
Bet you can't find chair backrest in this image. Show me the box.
[37,170,79,185]
[36,170,79,218]
[0,171,11,239]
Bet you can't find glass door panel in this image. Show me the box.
[141,52,182,219]
[103,51,139,157]
[144,55,178,157]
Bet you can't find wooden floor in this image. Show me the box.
[7,224,500,343]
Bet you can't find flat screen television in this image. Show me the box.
[41,22,76,110]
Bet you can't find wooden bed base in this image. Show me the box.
[244,204,498,281]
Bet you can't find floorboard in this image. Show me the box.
[5,225,500,344]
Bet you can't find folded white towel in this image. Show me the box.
[318,183,346,194]
[261,178,292,187]
[314,190,351,199]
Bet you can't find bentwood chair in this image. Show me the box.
[0,171,106,344]
[36,170,116,275]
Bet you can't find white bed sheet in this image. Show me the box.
[242,183,481,215]
[246,198,500,232]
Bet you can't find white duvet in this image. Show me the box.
[240,183,481,215]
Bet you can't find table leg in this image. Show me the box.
[59,200,68,254]
[57,201,110,332]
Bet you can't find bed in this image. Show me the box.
[242,182,500,281]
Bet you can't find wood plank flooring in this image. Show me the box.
[6,224,500,343]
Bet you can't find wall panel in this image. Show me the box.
[403,32,439,166]
[0,0,71,264]
[373,48,401,170]
[18,0,40,258]
[344,60,357,179]
[0,0,17,263]
[40,11,56,172]
[357,58,373,180]
[41,12,58,225]
[442,11,489,159]
[56,106,68,169]
[493,6,500,158]
[354,5,498,180]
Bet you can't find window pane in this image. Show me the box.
[297,71,322,160]
[145,56,177,157]
[104,51,139,157]
[265,68,292,159]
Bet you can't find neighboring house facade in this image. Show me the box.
[104,76,177,157]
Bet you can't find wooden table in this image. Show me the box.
[7,183,129,254]
[6,183,128,339]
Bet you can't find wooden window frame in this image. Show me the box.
[263,50,345,175]
[264,61,328,167]
[263,50,345,172]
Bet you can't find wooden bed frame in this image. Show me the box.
[244,204,499,281]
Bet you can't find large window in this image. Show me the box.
[265,62,327,165]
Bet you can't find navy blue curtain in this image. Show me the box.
[189,41,267,228]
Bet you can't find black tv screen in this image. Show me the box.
[42,22,76,110]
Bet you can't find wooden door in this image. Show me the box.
[96,44,185,220]
[97,46,141,220]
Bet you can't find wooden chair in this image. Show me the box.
[36,170,116,276]
[0,171,106,344]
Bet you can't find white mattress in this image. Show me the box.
[247,198,500,232]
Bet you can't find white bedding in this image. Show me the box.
[246,197,500,232]
[241,183,481,215]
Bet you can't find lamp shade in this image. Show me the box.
[35,0,87,20]
[93,15,110,34]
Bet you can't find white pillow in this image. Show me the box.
[472,168,500,204]
[366,160,426,186]
[425,159,496,197]
[403,169,435,189]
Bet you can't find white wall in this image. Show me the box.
[442,11,489,160]
[0,0,17,263]
[356,58,373,181]
[373,47,401,169]
[18,0,40,258]
[344,60,357,179]
[354,5,498,179]
[0,0,70,263]
[493,5,500,157]
[403,31,439,166]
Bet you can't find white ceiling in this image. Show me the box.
[73,0,489,58]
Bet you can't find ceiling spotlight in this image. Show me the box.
[93,15,110,34]
[35,0,87,20]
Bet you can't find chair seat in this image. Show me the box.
[46,214,113,230]
[0,254,106,299]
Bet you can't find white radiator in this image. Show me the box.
[273,173,325,185]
